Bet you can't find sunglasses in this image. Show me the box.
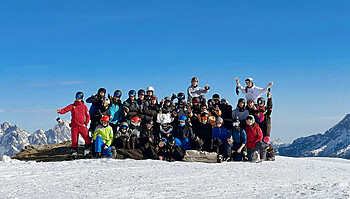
[201,107,207,109]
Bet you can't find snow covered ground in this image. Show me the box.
[1,156,350,199]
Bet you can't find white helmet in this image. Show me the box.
[146,86,154,92]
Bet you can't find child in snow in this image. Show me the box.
[93,116,115,158]
[235,77,273,104]
[187,77,210,102]
[57,92,92,159]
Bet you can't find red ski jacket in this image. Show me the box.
[59,101,90,128]
[245,123,263,149]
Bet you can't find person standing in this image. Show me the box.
[187,77,210,102]
[57,92,92,159]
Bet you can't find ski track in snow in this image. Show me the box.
[0,156,350,199]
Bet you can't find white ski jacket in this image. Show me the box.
[237,83,271,104]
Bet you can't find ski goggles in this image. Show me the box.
[76,93,83,99]
[129,93,136,97]
[165,100,170,103]
[201,107,207,110]
[114,93,121,97]
[192,99,200,103]
[151,97,157,100]
[216,122,222,125]
[121,126,128,130]
[201,117,208,121]
[161,138,167,143]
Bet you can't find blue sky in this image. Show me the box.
[1,1,350,142]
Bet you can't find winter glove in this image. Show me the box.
[124,106,129,113]
[236,86,240,95]
[171,93,177,101]
[205,85,210,90]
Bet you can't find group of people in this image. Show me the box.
[57,76,275,162]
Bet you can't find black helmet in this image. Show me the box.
[212,94,220,100]
[191,77,199,82]
[200,95,207,102]
[128,90,137,97]
[98,88,106,94]
[257,97,265,105]
[238,98,246,105]
[177,92,185,100]
[208,99,215,106]
[114,90,122,97]
[138,89,145,96]
[75,91,84,99]
[145,120,154,125]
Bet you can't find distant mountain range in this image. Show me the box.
[277,114,350,159]
[0,120,80,156]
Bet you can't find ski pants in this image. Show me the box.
[247,141,266,161]
[225,142,244,161]
[71,126,91,148]
[175,138,191,151]
[94,136,112,158]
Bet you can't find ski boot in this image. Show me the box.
[111,146,117,159]
[71,148,78,160]
[217,155,223,163]
[251,151,260,163]
[83,144,92,159]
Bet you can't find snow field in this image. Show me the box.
[0,156,349,199]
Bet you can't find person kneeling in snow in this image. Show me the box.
[93,116,115,158]
[245,115,266,162]
[263,136,275,161]
[57,91,92,159]
[226,119,247,161]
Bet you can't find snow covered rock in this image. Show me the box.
[278,113,350,159]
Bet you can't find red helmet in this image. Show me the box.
[131,116,141,123]
[101,115,110,122]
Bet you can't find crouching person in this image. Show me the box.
[112,122,130,149]
[245,115,266,162]
[157,137,184,162]
[93,116,116,158]
[173,116,198,151]
[263,136,275,161]
[211,117,228,156]
[57,91,92,159]
[226,119,247,161]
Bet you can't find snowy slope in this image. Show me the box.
[278,114,350,159]
[0,156,349,198]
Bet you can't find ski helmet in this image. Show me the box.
[177,92,185,100]
[164,96,171,102]
[238,98,246,105]
[128,90,137,97]
[200,112,209,120]
[120,122,129,128]
[216,117,224,123]
[221,98,228,105]
[98,88,107,94]
[138,89,145,96]
[245,78,254,84]
[179,115,187,122]
[257,97,265,105]
[212,94,220,100]
[191,77,199,82]
[232,119,240,127]
[192,97,200,104]
[208,99,214,106]
[146,86,154,93]
[200,95,207,102]
[145,120,154,125]
[114,90,122,98]
[75,91,84,100]
[246,115,255,123]
[101,115,110,122]
[172,108,180,113]
[264,136,271,144]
